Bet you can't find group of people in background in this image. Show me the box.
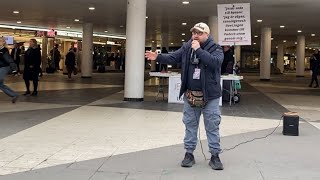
[93,48,124,71]
[0,37,79,103]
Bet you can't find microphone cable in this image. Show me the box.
[198,115,283,160]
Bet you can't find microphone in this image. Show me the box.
[190,49,199,65]
[191,48,194,58]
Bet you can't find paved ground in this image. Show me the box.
[0,72,319,180]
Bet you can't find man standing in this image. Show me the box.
[10,43,21,75]
[50,44,61,71]
[309,50,320,88]
[65,48,76,79]
[145,22,224,170]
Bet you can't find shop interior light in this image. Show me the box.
[0,24,49,31]
[0,24,126,40]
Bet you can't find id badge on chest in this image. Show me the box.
[193,68,201,80]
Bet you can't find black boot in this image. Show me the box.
[23,91,31,96]
[31,91,38,96]
[209,154,224,170]
[181,152,195,168]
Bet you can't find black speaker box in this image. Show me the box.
[283,112,299,136]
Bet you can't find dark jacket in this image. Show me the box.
[23,47,41,80]
[10,48,21,62]
[0,47,10,68]
[157,37,224,101]
[221,49,234,74]
[65,51,76,67]
[311,53,320,72]
[50,48,61,62]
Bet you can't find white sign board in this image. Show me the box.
[168,76,184,104]
[218,3,251,46]
[4,36,14,45]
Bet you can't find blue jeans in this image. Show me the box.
[183,96,221,155]
[0,67,18,98]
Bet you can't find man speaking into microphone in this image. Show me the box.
[145,22,224,170]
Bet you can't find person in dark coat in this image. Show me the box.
[65,48,76,79]
[10,43,21,75]
[221,46,234,74]
[23,39,41,96]
[309,50,320,88]
[50,44,61,71]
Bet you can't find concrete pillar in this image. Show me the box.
[41,32,48,72]
[76,40,82,71]
[151,41,157,71]
[62,41,73,74]
[208,16,219,43]
[260,27,272,80]
[48,38,54,53]
[277,44,284,73]
[296,35,305,77]
[161,33,169,50]
[81,23,93,78]
[160,33,169,71]
[124,0,147,101]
